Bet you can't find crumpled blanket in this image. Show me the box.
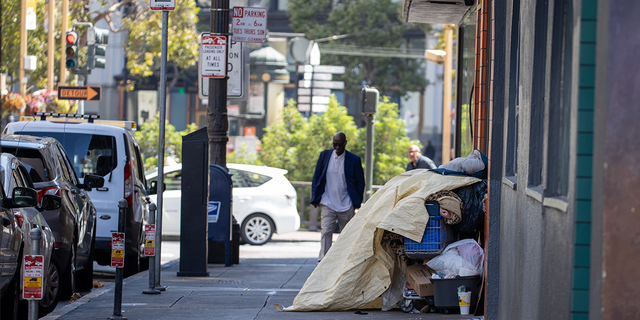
[284,170,480,311]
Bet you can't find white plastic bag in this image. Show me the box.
[426,239,484,277]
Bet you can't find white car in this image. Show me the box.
[146,163,300,245]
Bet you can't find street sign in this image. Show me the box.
[111,232,125,268]
[298,88,331,96]
[298,80,345,89]
[303,73,333,81]
[298,96,330,104]
[200,35,227,78]
[298,65,346,74]
[199,36,247,100]
[58,86,101,101]
[231,7,267,43]
[144,225,155,256]
[22,255,44,300]
[150,0,175,11]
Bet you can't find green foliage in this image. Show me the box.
[124,0,200,80]
[287,0,427,97]
[134,113,198,170]
[256,95,419,185]
[460,104,473,157]
[2,0,53,89]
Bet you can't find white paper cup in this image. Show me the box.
[458,291,471,315]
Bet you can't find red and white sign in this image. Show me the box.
[200,35,227,78]
[111,232,125,268]
[23,255,44,300]
[144,224,155,256]
[232,7,267,43]
[150,0,175,11]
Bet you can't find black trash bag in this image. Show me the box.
[453,180,487,234]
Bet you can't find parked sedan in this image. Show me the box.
[0,135,104,299]
[0,153,61,316]
[147,163,300,245]
[0,181,51,319]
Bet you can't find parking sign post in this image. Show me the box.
[143,203,161,294]
[27,228,42,320]
[110,199,128,320]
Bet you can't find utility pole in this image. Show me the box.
[442,24,453,164]
[47,0,55,91]
[59,0,69,84]
[207,0,229,167]
[19,0,27,95]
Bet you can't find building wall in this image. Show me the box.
[496,0,581,319]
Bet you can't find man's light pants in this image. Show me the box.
[318,205,354,262]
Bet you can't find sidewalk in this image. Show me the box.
[42,232,482,320]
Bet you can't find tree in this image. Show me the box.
[258,95,420,185]
[123,0,200,89]
[287,0,428,97]
[134,113,198,170]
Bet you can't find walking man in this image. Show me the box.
[406,144,437,171]
[310,132,365,262]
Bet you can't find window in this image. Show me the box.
[241,170,272,187]
[229,168,246,188]
[163,171,182,191]
[11,148,49,182]
[505,0,521,177]
[545,0,573,196]
[527,0,549,187]
[19,132,117,178]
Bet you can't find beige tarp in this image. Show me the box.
[284,170,480,311]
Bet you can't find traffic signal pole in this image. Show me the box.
[207,0,229,168]
[59,0,69,84]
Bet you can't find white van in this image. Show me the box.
[4,113,150,277]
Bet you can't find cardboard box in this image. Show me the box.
[405,264,434,297]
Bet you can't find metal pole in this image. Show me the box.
[155,10,169,291]
[143,203,160,294]
[79,75,85,114]
[111,199,127,320]
[59,0,69,84]
[28,228,41,320]
[207,0,229,168]
[19,0,27,96]
[47,0,55,91]
[364,114,374,202]
[442,24,453,164]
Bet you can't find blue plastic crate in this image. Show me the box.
[404,216,447,258]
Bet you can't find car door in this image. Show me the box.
[228,169,252,223]
[55,144,92,255]
[0,185,20,291]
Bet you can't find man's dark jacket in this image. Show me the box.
[310,150,365,209]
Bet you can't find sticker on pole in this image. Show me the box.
[200,35,227,78]
[111,232,125,268]
[232,7,267,43]
[23,255,44,300]
[144,224,155,256]
[150,0,175,11]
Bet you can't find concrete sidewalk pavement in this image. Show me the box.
[41,231,481,319]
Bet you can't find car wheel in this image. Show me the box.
[59,239,77,300]
[241,214,274,246]
[76,231,95,292]
[38,253,61,316]
[1,254,21,320]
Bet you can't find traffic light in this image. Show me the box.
[362,86,379,115]
[87,27,108,69]
[65,31,79,70]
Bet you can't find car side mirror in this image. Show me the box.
[11,187,38,208]
[81,174,105,190]
[148,181,166,195]
[40,194,62,211]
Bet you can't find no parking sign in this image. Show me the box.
[111,232,125,268]
[23,255,44,300]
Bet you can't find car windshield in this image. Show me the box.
[19,132,117,178]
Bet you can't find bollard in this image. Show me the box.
[143,203,160,294]
[110,199,128,320]
[28,228,42,320]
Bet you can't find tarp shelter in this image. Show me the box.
[284,170,480,311]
